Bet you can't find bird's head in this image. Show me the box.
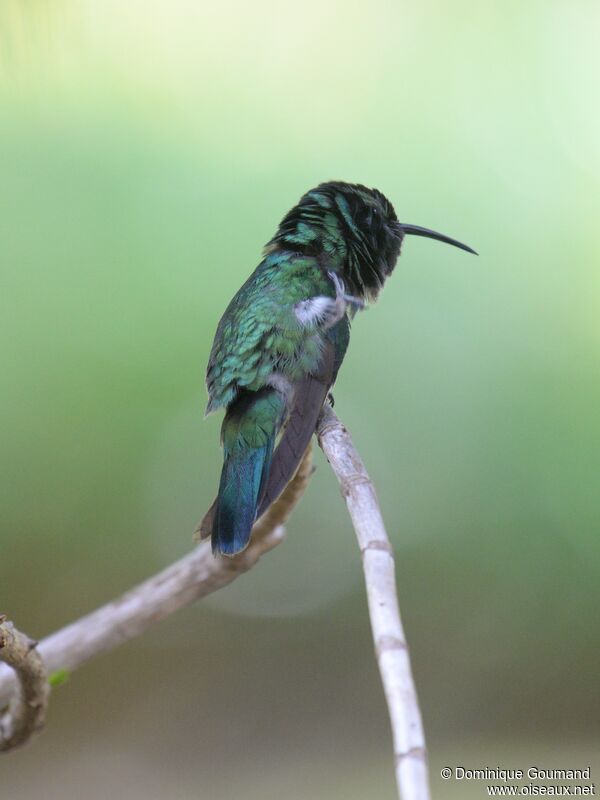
[267,181,476,301]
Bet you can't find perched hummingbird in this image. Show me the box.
[200,181,475,556]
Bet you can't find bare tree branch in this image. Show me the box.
[316,405,430,800]
[0,617,49,752]
[0,444,314,711]
[0,414,429,800]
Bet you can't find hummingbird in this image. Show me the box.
[199,181,476,556]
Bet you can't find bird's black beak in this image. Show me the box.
[400,223,477,255]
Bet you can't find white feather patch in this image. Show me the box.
[294,296,336,327]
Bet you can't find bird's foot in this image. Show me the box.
[328,271,364,319]
[294,272,364,331]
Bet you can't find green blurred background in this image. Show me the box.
[1,1,599,798]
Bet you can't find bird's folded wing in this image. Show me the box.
[255,339,335,518]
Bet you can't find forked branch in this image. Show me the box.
[0,415,429,800]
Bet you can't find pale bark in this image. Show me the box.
[317,407,430,800]
[0,445,314,710]
[0,617,49,751]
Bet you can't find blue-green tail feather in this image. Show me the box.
[213,443,273,555]
[212,388,285,556]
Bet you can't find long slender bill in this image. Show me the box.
[401,223,477,255]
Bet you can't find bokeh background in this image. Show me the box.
[1,1,599,798]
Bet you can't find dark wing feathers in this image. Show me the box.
[255,339,335,517]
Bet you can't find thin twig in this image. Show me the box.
[0,445,314,711]
[0,617,49,752]
[317,405,430,800]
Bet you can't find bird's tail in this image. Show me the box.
[211,388,285,556]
